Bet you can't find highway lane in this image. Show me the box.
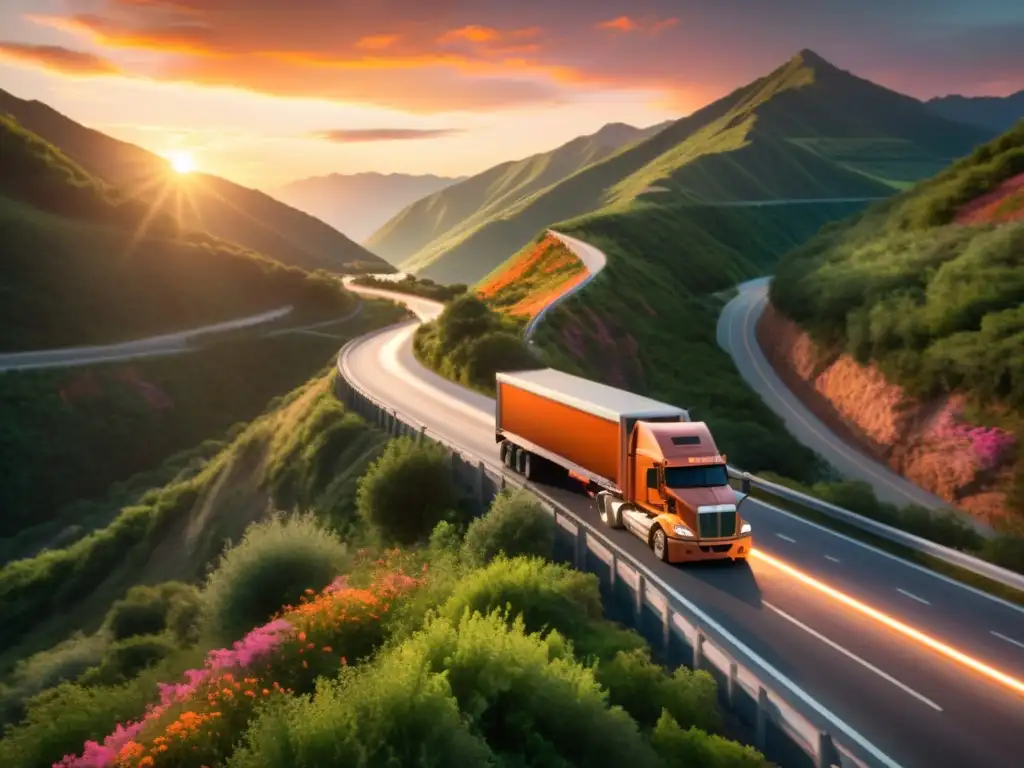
[346,271,1024,767]
[716,278,964,519]
[0,305,294,373]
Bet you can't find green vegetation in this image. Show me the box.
[414,294,541,395]
[0,115,362,351]
[477,232,587,317]
[368,122,670,281]
[1,88,391,274]
[0,299,406,554]
[372,50,984,286]
[352,273,468,301]
[771,120,1024,523]
[0,370,767,767]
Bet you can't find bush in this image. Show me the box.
[79,634,178,686]
[462,488,555,565]
[104,582,202,642]
[461,330,539,389]
[356,437,460,544]
[652,711,770,767]
[201,514,350,644]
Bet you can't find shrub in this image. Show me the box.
[462,488,555,566]
[80,635,178,686]
[651,711,770,767]
[201,514,350,644]
[104,582,202,642]
[461,330,538,389]
[356,437,460,544]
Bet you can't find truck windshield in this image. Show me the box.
[664,464,729,488]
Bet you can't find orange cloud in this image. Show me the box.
[0,42,121,75]
[651,18,680,35]
[597,16,640,33]
[356,34,400,51]
[438,25,501,44]
[312,128,464,142]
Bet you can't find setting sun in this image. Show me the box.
[166,150,195,174]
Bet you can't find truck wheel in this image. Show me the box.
[516,449,528,476]
[499,441,510,465]
[521,451,537,481]
[504,444,518,470]
[651,527,669,562]
[598,492,623,529]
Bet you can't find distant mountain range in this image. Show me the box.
[375,49,989,285]
[926,90,1024,134]
[366,120,673,276]
[271,172,465,243]
[0,88,390,275]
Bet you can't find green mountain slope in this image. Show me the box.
[771,120,1024,517]
[406,49,988,285]
[0,88,391,274]
[366,121,671,270]
[0,115,354,351]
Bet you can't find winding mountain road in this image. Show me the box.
[345,234,1024,768]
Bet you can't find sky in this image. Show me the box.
[1,0,1022,190]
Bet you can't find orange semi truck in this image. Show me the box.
[495,368,751,564]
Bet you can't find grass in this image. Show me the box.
[0,299,406,553]
[351,273,468,302]
[0,116,360,351]
[1,90,391,274]
[771,120,1024,521]
[374,49,985,286]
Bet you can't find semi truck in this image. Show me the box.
[494,368,751,564]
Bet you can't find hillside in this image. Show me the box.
[0,115,358,351]
[769,120,1024,523]
[927,90,1024,134]
[393,49,988,285]
[366,121,672,274]
[0,88,391,274]
[477,233,588,319]
[271,172,463,243]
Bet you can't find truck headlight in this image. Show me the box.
[673,525,694,538]
[740,523,751,535]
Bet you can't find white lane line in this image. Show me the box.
[991,631,1024,650]
[775,533,797,543]
[750,497,1024,618]
[897,588,931,606]
[825,555,841,563]
[764,601,944,712]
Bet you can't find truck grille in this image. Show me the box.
[697,506,737,539]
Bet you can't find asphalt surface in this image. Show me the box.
[346,258,1024,768]
[716,279,984,529]
[0,306,294,373]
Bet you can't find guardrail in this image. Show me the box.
[335,335,893,768]
[727,468,1024,593]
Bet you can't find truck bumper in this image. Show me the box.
[666,535,752,563]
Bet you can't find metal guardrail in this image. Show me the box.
[727,468,1024,593]
[334,334,894,768]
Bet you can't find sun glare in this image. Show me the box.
[167,150,195,175]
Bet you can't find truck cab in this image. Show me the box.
[607,421,752,563]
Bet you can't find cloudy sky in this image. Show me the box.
[1,0,1021,188]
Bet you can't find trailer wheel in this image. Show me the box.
[521,451,537,481]
[516,449,528,476]
[499,441,510,465]
[651,527,669,562]
[504,444,518,470]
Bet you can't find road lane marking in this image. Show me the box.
[825,555,841,563]
[991,631,1024,650]
[897,589,931,605]
[763,601,943,711]
[752,548,1024,696]
[775,533,797,543]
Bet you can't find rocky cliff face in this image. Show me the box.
[757,303,1014,526]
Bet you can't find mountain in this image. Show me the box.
[379,50,989,285]
[927,90,1024,134]
[769,120,1024,521]
[366,120,673,275]
[271,172,464,243]
[0,114,356,351]
[0,88,392,275]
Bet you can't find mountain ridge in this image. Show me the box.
[926,90,1024,134]
[0,88,391,274]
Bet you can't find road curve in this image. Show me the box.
[345,250,1024,768]
[524,229,607,340]
[0,306,294,373]
[716,279,980,526]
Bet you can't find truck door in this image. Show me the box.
[645,467,666,512]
